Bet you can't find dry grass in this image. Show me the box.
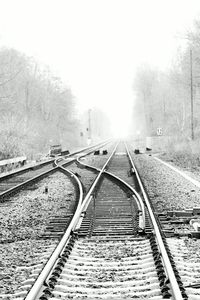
[161,138,200,171]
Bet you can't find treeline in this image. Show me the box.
[0,47,81,159]
[0,48,111,160]
[133,19,200,145]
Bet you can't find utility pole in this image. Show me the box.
[174,36,195,140]
[190,49,194,140]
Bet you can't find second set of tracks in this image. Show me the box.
[14,141,187,300]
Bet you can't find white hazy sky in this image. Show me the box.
[0,0,200,136]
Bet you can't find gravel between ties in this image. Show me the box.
[68,144,114,194]
[80,143,115,169]
[0,171,75,295]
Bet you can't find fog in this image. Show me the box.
[0,0,200,144]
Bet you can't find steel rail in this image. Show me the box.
[0,141,111,199]
[72,143,119,231]
[25,141,146,300]
[24,167,83,300]
[76,150,145,230]
[24,141,112,300]
[0,139,110,181]
[0,166,60,199]
[60,140,111,168]
[125,142,184,300]
[104,171,145,230]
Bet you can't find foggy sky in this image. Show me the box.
[0,0,199,136]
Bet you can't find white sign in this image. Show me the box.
[157,127,163,136]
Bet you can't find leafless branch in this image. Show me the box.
[0,69,22,86]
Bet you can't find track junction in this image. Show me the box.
[1,140,199,300]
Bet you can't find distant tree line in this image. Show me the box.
[132,19,200,144]
[0,48,111,160]
[0,48,81,159]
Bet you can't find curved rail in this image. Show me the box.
[76,147,145,230]
[25,140,181,299]
[73,143,119,231]
[0,166,59,199]
[0,140,110,181]
[0,140,111,199]
[104,171,145,230]
[25,168,83,300]
[125,142,184,300]
[24,141,112,300]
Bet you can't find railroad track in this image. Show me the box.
[10,141,187,300]
[131,146,200,299]
[0,141,114,296]
[0,141,110,200]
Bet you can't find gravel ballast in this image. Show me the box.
[168,238,200,299]
[50,238,163,299]
[81,143,115,169]
[132,152,200,299]
[0,172,75,241]
[0,239,57,295]
[0,171,76,295]
[68,145,114,194]
[132,153,200,213]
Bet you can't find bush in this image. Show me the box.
[0,135,22,160]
